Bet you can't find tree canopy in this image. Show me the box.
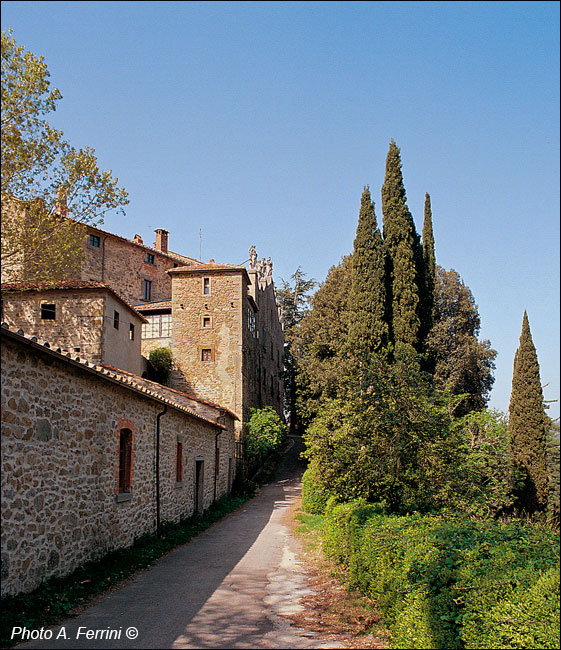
[1,30,128,283]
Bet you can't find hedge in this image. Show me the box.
[322,500,560,649]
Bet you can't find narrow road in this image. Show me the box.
[17,437,340,650]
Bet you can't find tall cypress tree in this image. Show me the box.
[508,311,549,513]
[381,140,421,352]
[348,186,387,360]
[421,192,436,344]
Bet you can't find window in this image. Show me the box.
[146,253,154,264]
[176,441,183,482]
[201,348,212,362]
[142,313,171,338]
[89,234,101,248]
[202,316,211,328]
[247,308,256,337]
[113,310,120,329]
[129,323,135,340]
[203,277,210,295]
[215,447,220,476]
[143,279,152,301]
[40,303,56,320]
[118,429,133,493]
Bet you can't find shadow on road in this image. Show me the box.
[17,436,309,650]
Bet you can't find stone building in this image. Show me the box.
[80,225,200,304]
[1,280,147,376]
[1,325,236,597]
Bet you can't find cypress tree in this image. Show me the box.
[421,192,436,342]
[381,140,421,352]
[508,311,549,513]
[348,186,387,360]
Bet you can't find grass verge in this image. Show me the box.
[1,494,251,648]
[290,506,390,648]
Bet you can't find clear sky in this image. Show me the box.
[2,1,559,419]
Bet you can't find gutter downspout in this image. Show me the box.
[214,430,222,503]
[156,405,167,536]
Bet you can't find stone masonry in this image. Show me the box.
[1,327,235,597]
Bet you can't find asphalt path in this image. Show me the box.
[15,436,340,650]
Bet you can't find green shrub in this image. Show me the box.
[321,501,560,649]
[301,464,333,514]
[244,407,286,456]
[148,347,172,384]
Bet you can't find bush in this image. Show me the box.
[244,407,286,457]
[321,501,560,649]
[148,347,172,384]
[301,464,333,514]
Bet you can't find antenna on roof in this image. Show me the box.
[199,229,202,262]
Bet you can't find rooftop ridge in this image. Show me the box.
[1,323,225,430]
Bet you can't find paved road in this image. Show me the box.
[16,437,339,650]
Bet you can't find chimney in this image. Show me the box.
[154,229,169,254]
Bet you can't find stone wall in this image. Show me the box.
[1,287,145,376]
[169,268,246,421]
[81,227,199,304]
[1,330,235,597]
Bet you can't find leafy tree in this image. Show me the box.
[292,255,353,427]
[1,30,128,283]
[425,266,496,415]
[148,347,172,385]
[421,192,436,345]
[546,419,560,518]
[303,353,461,512]
[508,311,549,513]
[448,409,516,519]
[244,406,286,456]
[348,186,388,361]
[276,267,316,432]
[381,140,422,353]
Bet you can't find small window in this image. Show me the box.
[215,447,220,476]
[176,441,183,482]
[143,279,152,301]
[203,277,210,295]
[129,323,135,340]
[201,348,212,362]
[40,303,56,320]
[146,253,154,264]
[113,310,120,329]
[89,234,100,248]
[202,316,211,328]
[118,429,133,493]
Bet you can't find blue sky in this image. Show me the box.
[2,1,559,419]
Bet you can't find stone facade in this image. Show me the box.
[1,327,235,597]
[166,263,284,432]
[80,226,201,304]
[1,281,147,376]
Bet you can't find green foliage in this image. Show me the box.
[276,267,316,432]
[301,464,334,514]
[322,500,560,649]
[292,255,354,427]
[1,30,128,283]
[546,420,560,517]
[421,192,436,344]
[303,353,463,513]
[425,266,497,415]
[0,494,250,648]
[148,346,172,384]
[509,311,549,512]
[244,406,286,457]
[445,409,516,519]
[348,186,388,359]
[381,139,422,352]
